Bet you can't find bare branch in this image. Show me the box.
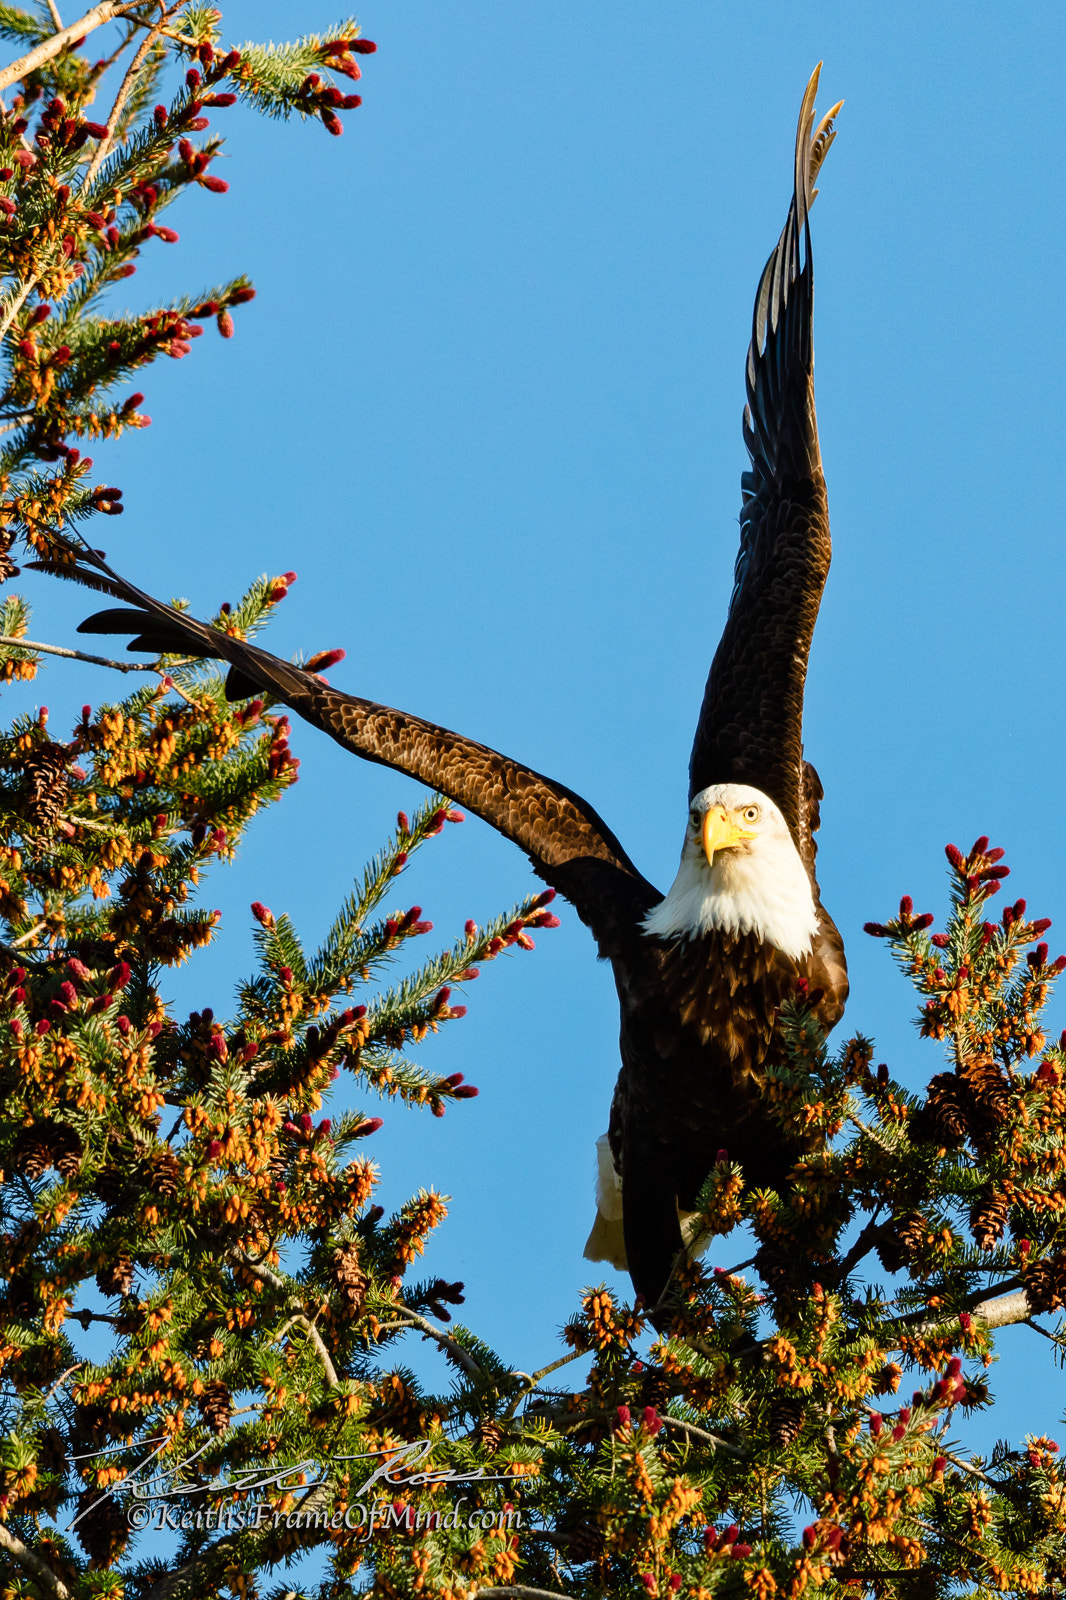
[0,2,146,95]
[0,279,38,347]
[972,1288,1032,1330]
[230,1250,340,1388]
[43,1361,83,1403]
[46,1,64,29]
[288,1312,339,1388]
[0,633,163,673]
[0,1524,71,1600]
[502,1349,587,1421]
[476,1590,580,1600]
[660,1414,750,1459]
[903,1286,1034,1344]
[380,1308,484,1379]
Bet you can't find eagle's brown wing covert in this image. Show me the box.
[75,582,659,956]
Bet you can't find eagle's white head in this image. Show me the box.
[641,782,818,960]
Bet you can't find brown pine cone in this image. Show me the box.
[896,1211,929,1257]
[2,1268,37,1318]
[474,1417,505,1454]
[564,1520,605,1565]
[12,1129,52,1180]
[754,1244,797,1300]
[37,1426,66,1478]
[12,1119,82,1181]
[75,1488,129,1564]
[95,1164,132,1207]
[96,1252,135,1298]
[13,1338,63,1390]
[875,1211,929,1273]
[198,1379,232,1434]
[331,1243,367,1318]
[1023,1251,1066,1315]
[909,1074,970,1147]
[20,742,71,829]
[769,1393,807,1448]
[146,1150,182,1196]
[969,1191,1009,1251]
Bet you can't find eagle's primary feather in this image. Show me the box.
[73,66,847,1315]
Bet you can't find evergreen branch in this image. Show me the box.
[0,0,144,93]
[0,632,159,671]
[0,7,47,44]
[230,19,364,120]
[138,1528,255,1600]
[81,5,175,187]
[0,1524,71,1600]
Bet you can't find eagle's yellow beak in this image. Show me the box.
[701,805,758,865]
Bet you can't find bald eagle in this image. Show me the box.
[72,67,847,1314]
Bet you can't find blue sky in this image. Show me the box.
[15,0,1066,1492]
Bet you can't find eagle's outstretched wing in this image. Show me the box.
[74,561,659,954]
[687,65,842,867]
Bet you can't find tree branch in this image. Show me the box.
[972,1288,1032,1330]
[660,1414,750,1459]
[0,633,162,673]
[377,1308,484,1379]
[230,1250,340,1387]
[82,4,177,188]
[476,1590,579,1600]
[0,1524,71,1600]
[0,1,146,94]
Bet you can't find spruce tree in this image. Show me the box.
[0,9,1064,1600]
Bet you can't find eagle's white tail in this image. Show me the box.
[583,1134,627,1270]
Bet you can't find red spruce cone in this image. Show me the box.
[969,1191,1009,1251]
[96,1252,134,1297]
[769,1393,807,1448]
[198,1379,232,1434]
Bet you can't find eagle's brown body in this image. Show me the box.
[70,68,847,1314]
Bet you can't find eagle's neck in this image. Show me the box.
[641,834,818,961]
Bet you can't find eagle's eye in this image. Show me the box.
[742,804,760,824]
[689,809,701,831]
